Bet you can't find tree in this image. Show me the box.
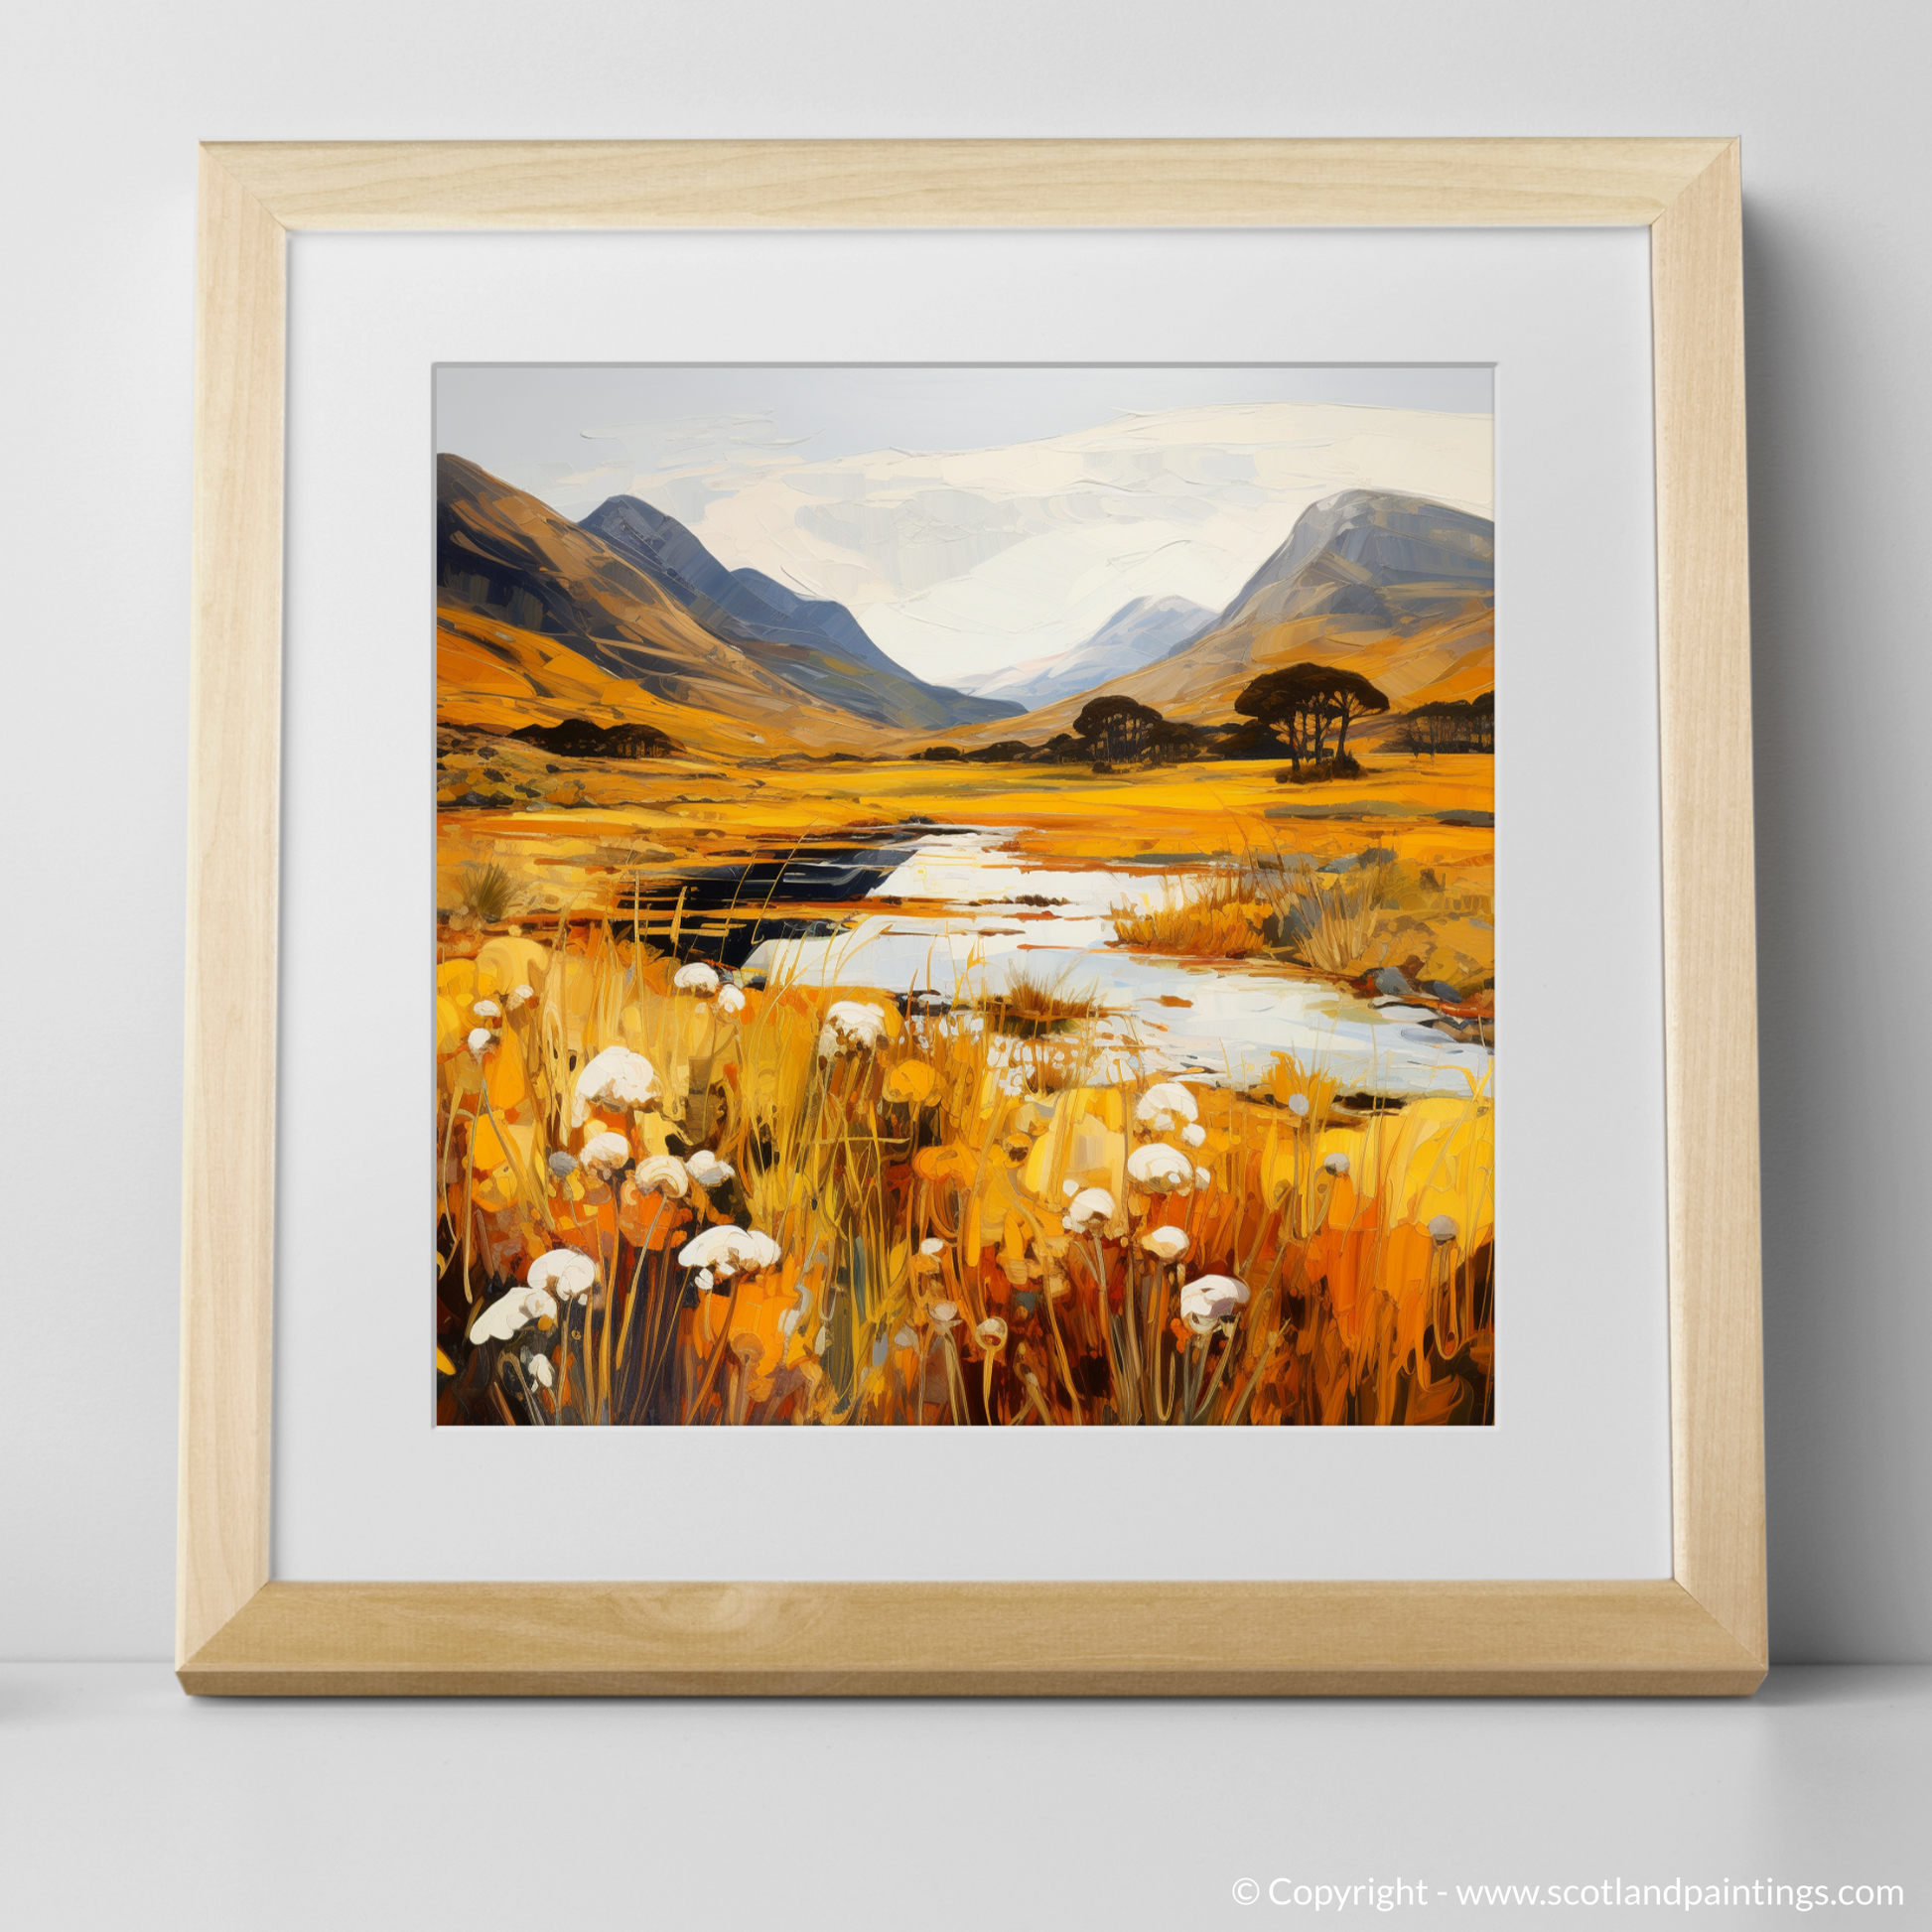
[1234,664,1388,771]
[1233,665,1328,770]
[1071,695,1164,764]
[1400,693,1493,756]
[1146,718,1207,763]
[1317,667,1391,762]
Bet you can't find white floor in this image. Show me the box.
[3,1666,1926,1928]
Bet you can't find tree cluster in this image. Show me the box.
[1069,695,1165,763]
[1396,692,1493,757]
[509,717,681,759]
[910,660,1419,780]
[1232,663,1391,771]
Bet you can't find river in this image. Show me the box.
[740,829,1491,1101]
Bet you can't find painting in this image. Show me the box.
[433,365,1494,1428]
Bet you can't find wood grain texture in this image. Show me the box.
[207,137,1734,231]
[1651,143,1768,1663]
[178,137,1765,1694]
[177,151,286,1668]
[180,1581,1764,1696]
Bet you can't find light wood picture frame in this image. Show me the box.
[180,137,1763,1696]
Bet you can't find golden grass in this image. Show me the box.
[1109,871,1273,958]
[977,959,1102,1035]
[454,862,521,926]
[434,917,1494,1429]
[1260,859,1386,976]
[432,709,1495,1427]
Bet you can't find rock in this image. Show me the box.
[1370,967,1416,999]
[1321,847,1396,874]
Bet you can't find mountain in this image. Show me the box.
[579,493,1019,730]
[435,457,1015,747]
[951,595,1217,710]
[1216,489,1493,632]
[926,489,1493,751]
[437,455,862,747]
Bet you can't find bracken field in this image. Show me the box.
[434,756,1495,1429]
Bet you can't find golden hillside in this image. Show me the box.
[437,604,886,759]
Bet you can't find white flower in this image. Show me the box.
[572,1045,658,1127]
[685,1149,734,1190]
[677,1224,782,1277]
[919,1237,946,1257]
[694,1267,715,1294]
[1061,1179,1079,1198]
[976,1316,1008,1349]
[506,984,535,1011]
[1140,1226,1191,1262]
[1287,1092,1311,1119]
[1127,1143,1194,1193]
[527,1353,553,1390]
[717,984,747,1016]
[1181,1122,1207,1149]
[529,1248,598,1303]
[1323,1151,1350,1176]
[1066,1187,1116,1231]
[1135,1081,1198,1126]
[893,1326,917,1349]
[469,1284,559,1343]
[817,1000,889,1057]
[999,1069,1025,1096]
[472,999,501,1020]
[579,1132,630,1177]
[630,1154,690,1197]
[1194,1166,1213,1190]
[467,1028,492,1059]
[1178,1273,1249,1331]
[673,961,720,994]
[929,1301,958,1329]
[1429,1214,1457,1245]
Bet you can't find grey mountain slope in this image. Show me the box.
[952,595,1217,710]
[1216,489,1494,632]
[580,493,1019,728]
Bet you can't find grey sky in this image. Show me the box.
[437,364,1489,514]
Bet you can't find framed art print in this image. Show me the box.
[180,140,1765,1694]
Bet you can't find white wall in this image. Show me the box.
[4,0,1926,1662]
